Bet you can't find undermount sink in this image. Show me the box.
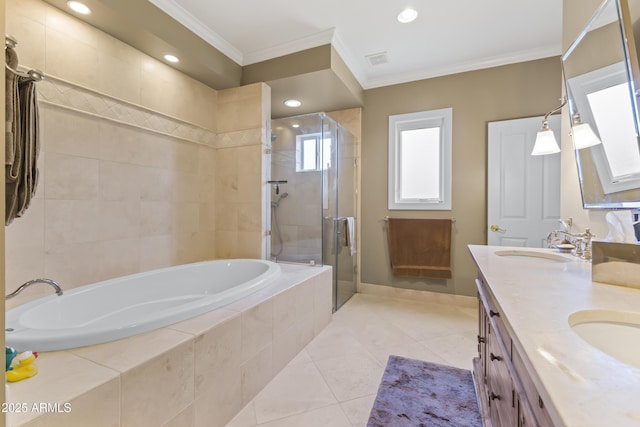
[569,310,640,369]
[493,249,573,263]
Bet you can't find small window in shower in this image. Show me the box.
[295,133,332,172]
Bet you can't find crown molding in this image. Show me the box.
[243,28,336,65]
[362,45,562,89]
[148,0,244,64]
[330,30,367,87]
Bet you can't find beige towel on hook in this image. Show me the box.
[5,48,40,225]
[6,46,19,167]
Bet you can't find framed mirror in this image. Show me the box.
[562,0,640,208]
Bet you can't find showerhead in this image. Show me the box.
[271,134,277,142]
[271,192,289,208]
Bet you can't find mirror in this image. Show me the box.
[562,0,640,208]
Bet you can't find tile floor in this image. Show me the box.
[225,292,478,427]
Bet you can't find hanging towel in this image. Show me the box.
[5,48,40,225]
[6,46,18,167]
[387,218,452,279]
[345,217,356,256]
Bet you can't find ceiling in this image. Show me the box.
[43,0,564,118]
[149,0,563,89]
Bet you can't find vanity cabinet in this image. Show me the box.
[474,274,554,427]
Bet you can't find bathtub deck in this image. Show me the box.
[6,263,332,427]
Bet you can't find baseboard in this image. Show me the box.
[358,282,477,308]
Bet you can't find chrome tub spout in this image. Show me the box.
[6,278,63,300]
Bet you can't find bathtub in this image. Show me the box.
[6,259,280,352]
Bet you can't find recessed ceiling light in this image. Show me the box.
[397,8,418,23]
[164,54,179,63]
[67,1,91,14]
[292,124,300,128]
[284,99,302,108]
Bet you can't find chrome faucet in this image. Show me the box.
[546,228,595,260]
[6,278,63,300]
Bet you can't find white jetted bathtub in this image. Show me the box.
[6,259,280,352]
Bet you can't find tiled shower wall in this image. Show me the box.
[5,0,268,297]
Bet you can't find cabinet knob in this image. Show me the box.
[489,392,501,401]
[489,310,500,317]
[490,353,502,362]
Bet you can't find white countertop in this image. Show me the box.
[468,245,640,427]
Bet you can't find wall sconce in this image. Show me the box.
[531,98,566,156]
[531,98,603,155]
[570,113,602,150]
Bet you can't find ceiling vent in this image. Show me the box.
[365,51,390,66]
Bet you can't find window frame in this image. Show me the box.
[388,108,453,210]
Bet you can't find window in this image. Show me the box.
[388,108,453,210]
[567,61,640,194]
[296,133,332,172]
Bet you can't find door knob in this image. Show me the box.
[490,224,506,233]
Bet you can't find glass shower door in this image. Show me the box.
[322,117,357,311]
[334,124,357,310]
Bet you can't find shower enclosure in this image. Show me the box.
[269,113,357,311]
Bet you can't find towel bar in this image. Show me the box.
[5,34,45,82]
[383,216,456,223]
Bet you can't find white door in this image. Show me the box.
[487,116,561,247]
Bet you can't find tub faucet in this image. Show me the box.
[6,278,63,300]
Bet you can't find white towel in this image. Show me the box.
[346,217,356,256]
[605,210,636,243]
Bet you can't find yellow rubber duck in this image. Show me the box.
[6,351,38,382]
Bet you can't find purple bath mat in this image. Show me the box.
[367,355,481,427]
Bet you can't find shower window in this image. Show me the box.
[296,133,332,172]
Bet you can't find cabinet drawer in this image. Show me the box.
[476,276,510,356]
[512,347,555,427]
[487,323,517,427]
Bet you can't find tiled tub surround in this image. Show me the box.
[5,0,271,299]
[7,264,332,427]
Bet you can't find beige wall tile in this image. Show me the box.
[21,377,120,427]
[237,232,263,259]
[98,200,141,241]
[45,153,99,200]
[97,238,140,281]
[139,235,174,271]
[44,241,105,288]
[6,351,119,427]
[163,405,195,427]
[6,12,46,72]
[41,106,101,158]
[141,201,173,236]
[240,344,273,405]
[241,300,273,364]
[194,316,242,427]
[45,28,99,90]
[44,199,101,249]
[120,342,195,427]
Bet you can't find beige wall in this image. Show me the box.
[5,0,268,303]
[361,57,562,296]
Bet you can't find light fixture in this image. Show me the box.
[397,8,418,23]
[284,99,301,108]
[163,54,179,63]
[67,1,91,14]
[531,98,566,156]
[292,124,300,128]
[571,113,602,150]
